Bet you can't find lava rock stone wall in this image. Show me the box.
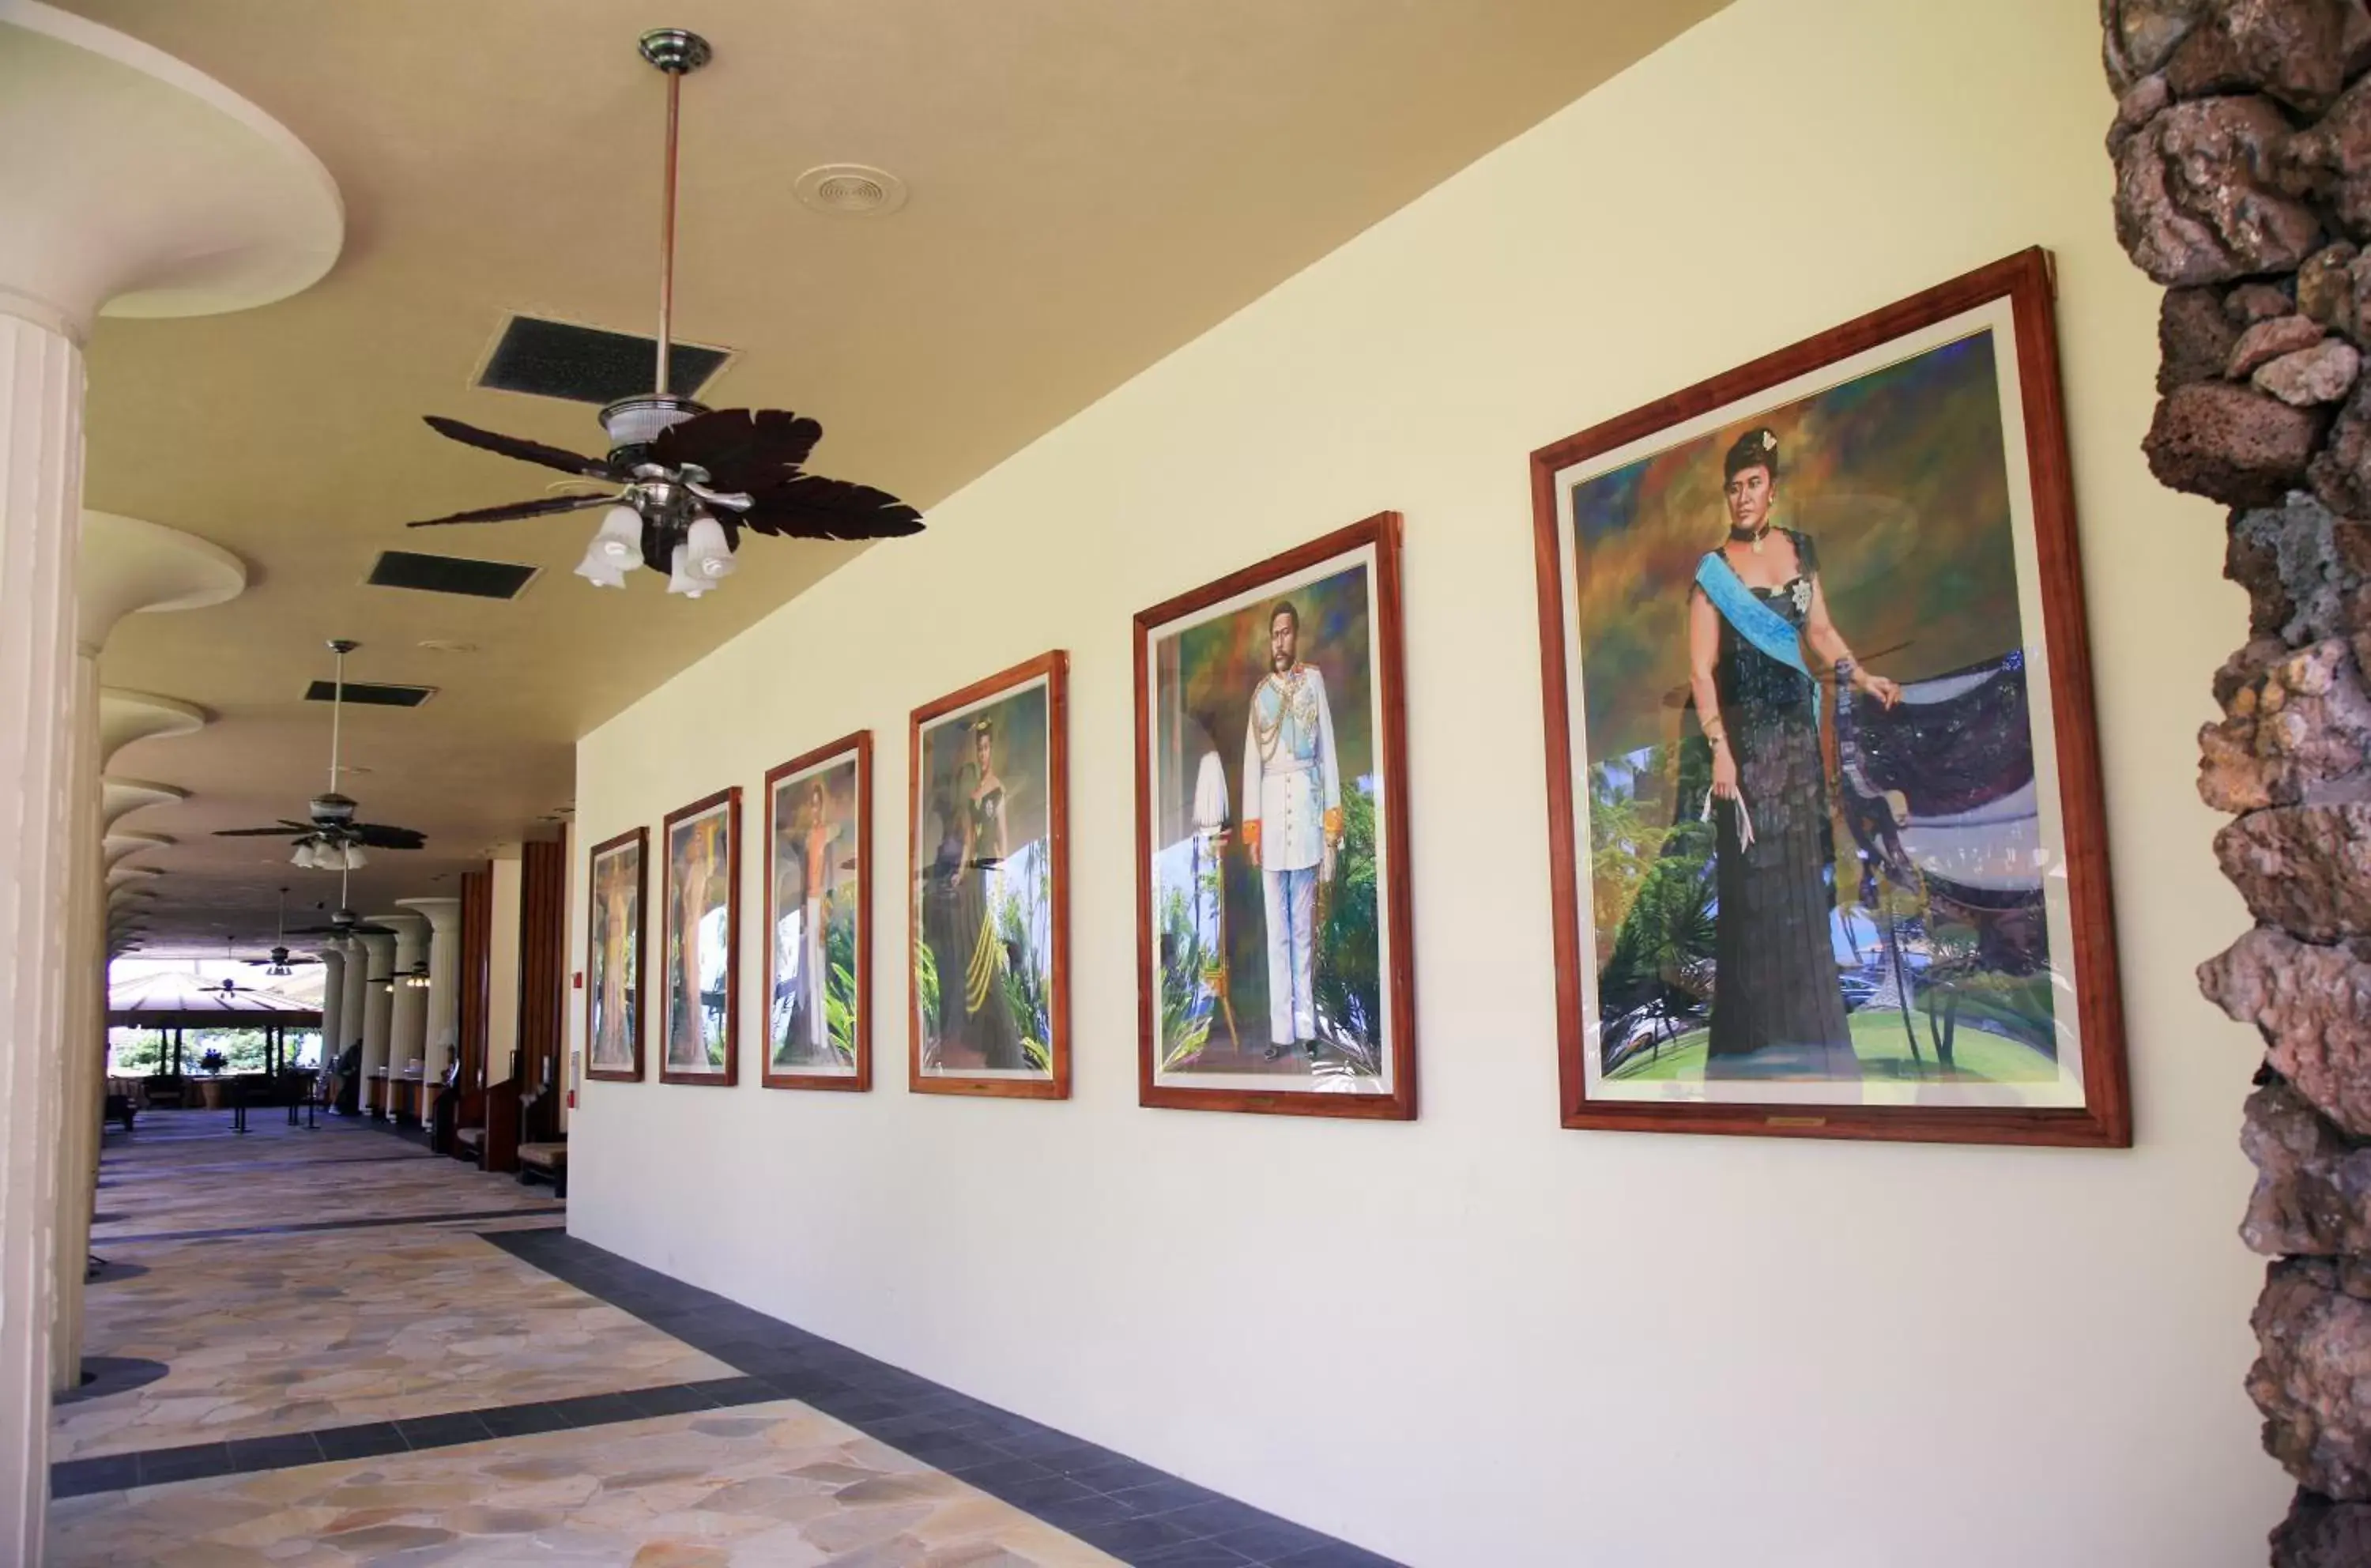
[2106,1,2371,1560]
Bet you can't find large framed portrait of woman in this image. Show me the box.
[1133,512,1416,1119]
[908,650,1069,1099]
[585,826,646,1083]
[1532,248,2128,1146]
[764,732,870,1091]
[660,786,740,1086]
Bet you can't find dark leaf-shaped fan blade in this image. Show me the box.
[403,492,616,528]
[738,472,925,541]
[423,416,623,481]
[213,821,316,839]
[289,922,392,937]
[351,824,427,850]
[649,409,822,492]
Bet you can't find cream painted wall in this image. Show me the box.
[570,0,2283,1561]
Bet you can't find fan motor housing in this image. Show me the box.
[600,394,707,456]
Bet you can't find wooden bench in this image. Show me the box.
[516,1142,567,1197]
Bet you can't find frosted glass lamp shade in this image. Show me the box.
[684,514,736,581]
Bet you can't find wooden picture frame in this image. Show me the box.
[584,825,646,1083]
[658,786,741,1087]
[763,731,873,1091]
[907,650,1070,1099]
[1133,511,1417,1120]
[1532,247,2129,1146]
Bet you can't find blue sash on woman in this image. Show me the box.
[1694,550,1819,724]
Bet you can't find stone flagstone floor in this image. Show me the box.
[56,1227,733,1461]
[49,1107,1395,1566]
[51,1399,1118,1566]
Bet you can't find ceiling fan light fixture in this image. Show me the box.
[665,541,709,598]
[592,503,643,562]
[291,840,320,870]
[574,551,629,590]
[575,503,642,588]
[684,514,736,581]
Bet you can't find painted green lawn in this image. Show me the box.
[1606,1008,2056,1083]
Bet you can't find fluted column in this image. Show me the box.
[337,933,368,1083]
[55,519,240,1389]
[382,913,428,1120]
[356,929,396,1118]
[0,2,339,1540]
[316,943,347,1078]
[51,651,99,1396]
[398,897,463,1109]
[0,300,84,1566]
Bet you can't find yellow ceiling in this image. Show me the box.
[61,0,1724,951]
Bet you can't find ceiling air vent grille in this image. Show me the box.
[303,680,435,708]
[367,550,539,601]
[477,315,730,405]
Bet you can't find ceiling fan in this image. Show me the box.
[213,640,427,869]
[398,27,923,597]
[288,866,394,942]
[241,888,324,975]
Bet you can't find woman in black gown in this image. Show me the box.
[1687,427,1899,1079]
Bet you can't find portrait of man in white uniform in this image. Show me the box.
[1241,600,1343,1063]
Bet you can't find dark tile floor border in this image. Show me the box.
[99,1206,566,1246]
[50,1372,779,1499]
[481,1227,1400,1568]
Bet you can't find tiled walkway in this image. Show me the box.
[50,1110,1394,1566]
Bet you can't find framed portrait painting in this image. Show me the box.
[908,650,1069,1099]
[585,826,646,1083]
[660,786,740,1086]
[1532,247,2128,1146]
[764,732,871,1091]
[1133,512,1416,1119]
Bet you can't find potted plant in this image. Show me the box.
[196,1047,229,1110]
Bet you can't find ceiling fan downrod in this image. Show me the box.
[598,28,714,462]
[639,28,709,401]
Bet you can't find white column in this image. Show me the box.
[316,943,347,1079]
[398,896,463,1099]
[56,518,240,1389]
[337,934,368,1082]
[0,296,84,1568]
[382,913,428,1118]
[356,929,396,1118]
[51,653,98,1396]
[0,6,340,1539]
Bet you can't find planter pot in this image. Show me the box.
[198,1079,227,1110]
